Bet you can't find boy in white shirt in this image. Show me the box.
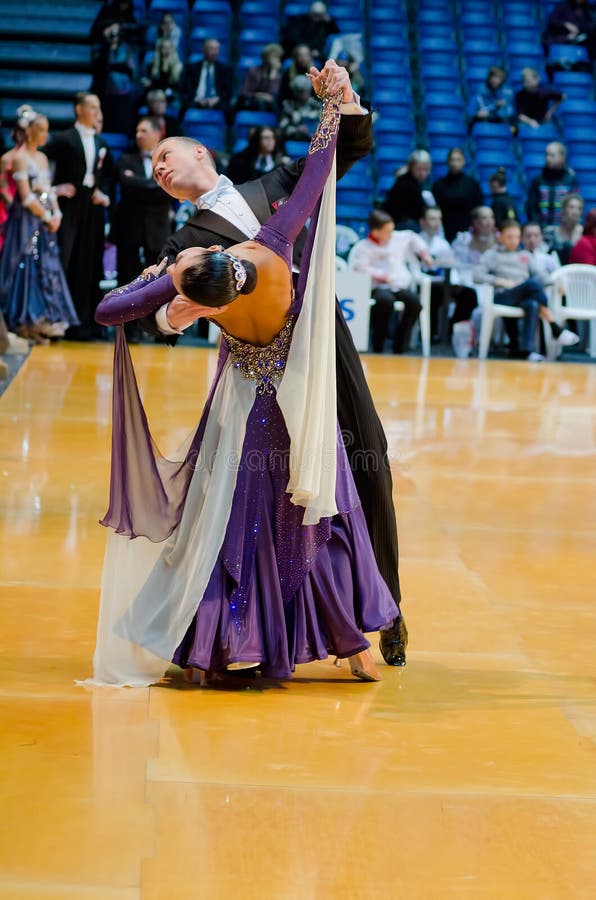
[349,209,432,352]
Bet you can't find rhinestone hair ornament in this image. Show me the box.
[227,254,247,291]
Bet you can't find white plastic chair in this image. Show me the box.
[335,255,348,271]
[550,264,596,358]
[477,283,552,360]
[335,224,360,260]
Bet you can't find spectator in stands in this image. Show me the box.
[279,75,321,142]
[281,1,340,60]
[92,21,138,134]
[542,1,596,62]
[156,12,182,53]
[515,68,565,128]
[111,116,172,342]
[384,150,433,231]
[145,89,183,139]
[90,0,142,58]
[0,105,31,253]
[418,206,478,339]
[526,142,580,227]
[181,39,233,119]
[349,209,430,353]
[0,112,79,344]
[236,43,284,114]
[146,39,184,101]
[543,192,584,263]
[474,220,579,359]
[489,168,520,229]
[452,206,496,274]
[280,44,315,103]
[432,148,484,242]
[522,222,561,282]
[43,93,113,340]
[469,66,514,130]
[226,127,289,184]
[570,208,596,264]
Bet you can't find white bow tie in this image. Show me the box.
[197,175,237,210]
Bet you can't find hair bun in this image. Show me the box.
[238,258,258,294]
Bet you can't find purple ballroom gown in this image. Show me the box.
[91,91,399,685]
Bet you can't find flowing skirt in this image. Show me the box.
[0,202,79,331]
[91,358,399,686]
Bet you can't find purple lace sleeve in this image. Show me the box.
[95,273,177,326]
[254,91,342,268]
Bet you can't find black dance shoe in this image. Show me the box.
[379,614,408,666]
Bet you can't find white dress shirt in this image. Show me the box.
[195,62,216,101]
[74,121,96,188]
[142,153,153,179]
[350,231,427,292]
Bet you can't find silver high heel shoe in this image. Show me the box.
[334,651,382,682]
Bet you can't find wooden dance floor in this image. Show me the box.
[1,343,595,899]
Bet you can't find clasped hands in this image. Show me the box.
[307,58,355,104]
[140,255,224,330]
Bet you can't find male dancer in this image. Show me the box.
[140,60,407,665]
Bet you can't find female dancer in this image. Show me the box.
[0,112,79,343]
[91,66,399,687]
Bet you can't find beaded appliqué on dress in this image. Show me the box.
[308,89,342,155]
[223,315,295,395]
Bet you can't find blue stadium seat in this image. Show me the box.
[0,70,91,98]
[194,2,233,26]
[424,91,465,114]
[370,60,412,80]
[183,108,226,126]
[547,43,590,68]
[472,121,515,139]
[232,109,278,142]
[102,132,130,160]
[147,0,189,26]
[417,23,456,41]
[517,122,560,143]
[369,32,408,52]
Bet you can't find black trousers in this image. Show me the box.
[335,302,402,605]
[116,241,163,289]
[430,282,478,337]
[59,188,103,333]
[370,287,422,353]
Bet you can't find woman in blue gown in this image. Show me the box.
[0,112,78,343]
[89,64,400,687]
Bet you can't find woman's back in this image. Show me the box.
[201,240,294,346]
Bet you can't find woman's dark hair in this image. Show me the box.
[500,219,521,232]
[245,125,281,158]
[180,251,258,307]
[368,209,394,230]
[489,167,507,188]
[486,66,506,85]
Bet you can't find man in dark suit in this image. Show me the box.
[142,60,408,665]
[44,92,113,339]
[112,116,173,341]
[181,38,232,118]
